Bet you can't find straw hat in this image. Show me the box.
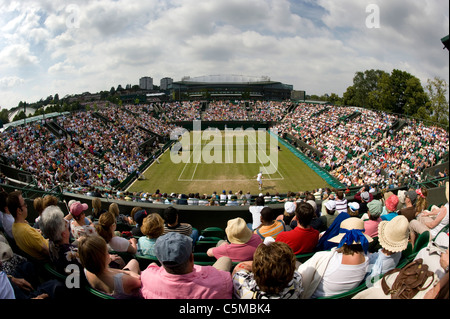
[329,217,373,244]
[225,217,253,244]
[377,215,410,253]
[385,194,399,212]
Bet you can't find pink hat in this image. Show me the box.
[70,202,88,217]
[385,194,399,212]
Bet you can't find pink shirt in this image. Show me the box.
[140,264,232,299]
[211,234,262,262]
[364,218,382,237]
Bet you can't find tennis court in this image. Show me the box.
[127,129,331,194]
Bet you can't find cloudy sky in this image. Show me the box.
[0,0,448,110]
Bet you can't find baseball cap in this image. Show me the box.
[70,202,88,217]
[154,232,193,268]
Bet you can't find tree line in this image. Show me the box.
[309,69,449,127]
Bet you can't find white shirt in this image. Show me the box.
[312,252,369,298]
[256,173,262,182]
[249,206,265,230]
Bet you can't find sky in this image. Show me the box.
[0,0,449,110]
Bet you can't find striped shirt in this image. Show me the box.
[163,223,193,237]
[254,220,286,240]
[335,198,348,214]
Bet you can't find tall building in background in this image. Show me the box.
[160,77,173,90]
[139,76,153,90]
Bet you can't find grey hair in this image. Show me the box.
[40,205,66,243]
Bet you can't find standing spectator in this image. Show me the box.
[140,232,233,299]
[253,207,286,240]
[276,202,319,255]
[207,217,262,262]
[232,239,303,299]
[7,191,49,261]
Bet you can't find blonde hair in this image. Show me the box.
[415,187,428,215]
[109,202,120,217]
[43,195,58,209]
[95,212,116,243]
[141,213,165,239]
[92,197,102,218]
[252,242,296,294]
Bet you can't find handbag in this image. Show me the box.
[381,258,435,299]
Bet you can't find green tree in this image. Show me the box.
[425,76,449,126]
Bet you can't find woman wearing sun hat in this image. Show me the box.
[207,217,262,262]
[297,217,371,299]
[366,215,410,280]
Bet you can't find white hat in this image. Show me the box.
[284,201,296,214]
[378,215,409,253]
[329,217,373,245]
[325,200,336,211]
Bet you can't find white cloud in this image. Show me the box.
[0,76,25,88]
[0,0,448,109]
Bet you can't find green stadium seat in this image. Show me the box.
[200,227,226,239]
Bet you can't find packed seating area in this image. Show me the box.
[1,100,447,198]
[0,98,448,301]
[1,184,448,300]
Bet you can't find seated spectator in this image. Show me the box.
[298,217,372,298]
[1,190,14,240]
[249,196,265,230]
[253,207,286,240]
[7,191,49,261]
[398,190,417,222]
[226,195,239,206]
[409,182,449,247]
[335,190,348,214]
[276,202,319,255]
[163,206,198,242]
[39,205,82,275]
[276,201,296,230]
[319,200,338,230]
[355,189,372,217]
[381,193,399,221]
[140,232,233,299]
[315,203,360,252]
[232,238,303,299]
[69,201,97,240]
[364,199,383,237]
[367,215,410,280]
[207,217,262,262]
[78,235,142,299]
[130,208,147,237]
[95,212,137,254]
[137,213,165,256]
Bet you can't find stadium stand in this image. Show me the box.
[0,99,448,300]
